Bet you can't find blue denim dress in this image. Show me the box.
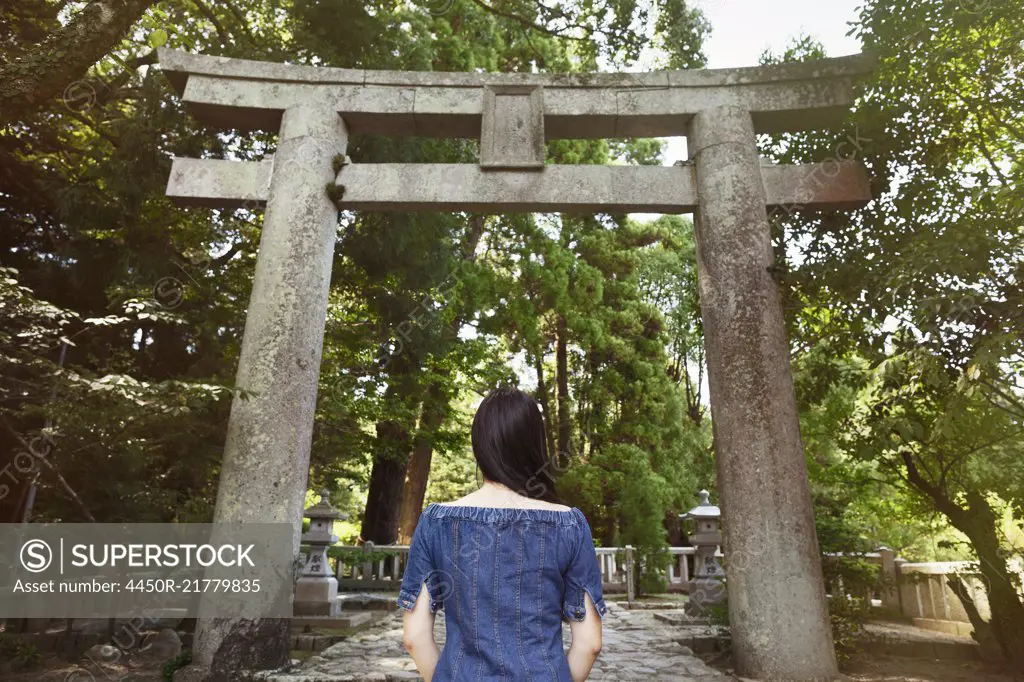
[397,503,608,681]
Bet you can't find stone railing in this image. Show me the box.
[330,542,411,591]
[597,546,709,596]
[312,541,1020,638]
[822,549,1024,637]
[316,543,713,599]
[894,561,991,637]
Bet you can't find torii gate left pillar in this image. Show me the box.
[159,47,872,682]
[176,100,348,679]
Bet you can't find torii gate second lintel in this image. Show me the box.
[160,48,872,682]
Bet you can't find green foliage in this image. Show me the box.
[636,546,669,595]
[0,634,43,670]
[829,596,869,664]
[823,556,882,599]
[706,601,729,629]
[162,648,192,681]
[761,1,1024,665]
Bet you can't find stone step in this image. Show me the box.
[290,633,345,653]
[337,593,398,611]
[676,634,730,655]
[653,611,712,626]
[293,612,373,630]
[618,600,688,610]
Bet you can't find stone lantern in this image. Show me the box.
[294,490,347,617]
[680,489,726,616]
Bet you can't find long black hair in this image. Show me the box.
[471,387,565,504]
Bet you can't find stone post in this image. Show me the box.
[363,541,375,582]
[878,547,901,611]
[894,557,907,615]
[178,102,348,682]
[624,546,636,603]
[689,105,838,680]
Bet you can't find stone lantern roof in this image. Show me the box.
[304,490,347,521]
[681,489,720,521]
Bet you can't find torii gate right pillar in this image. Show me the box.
[690,105,838,680]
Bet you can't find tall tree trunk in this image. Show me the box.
[665,509,685,546]
[361,419,412,545]
[0,464,31,523]
[947,575,1004,663]
[362,354,421,545]
[0,0,158,125]
[397,386,446,543]
[555,315,571,457]
[953,492,1024,670]
[903,454,1024,670]
[533,350,557,457]
[0,410,34,522]
[388,215,487,543]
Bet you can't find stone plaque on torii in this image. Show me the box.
[158,47,872,682]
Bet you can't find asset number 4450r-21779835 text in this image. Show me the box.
[124,578,261,593]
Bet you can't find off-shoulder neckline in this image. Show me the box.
[423,502,584,525]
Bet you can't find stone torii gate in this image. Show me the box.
[159,47,872,682]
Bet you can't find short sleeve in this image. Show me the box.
[397,508,445,613]
[562,508,608,621]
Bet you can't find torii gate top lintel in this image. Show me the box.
[158,47,874,138]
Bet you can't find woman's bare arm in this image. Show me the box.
[401,583,441,682]
[566,592,603,682]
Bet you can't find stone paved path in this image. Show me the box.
[266,602,734,682]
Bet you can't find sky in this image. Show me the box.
[646,0,866,204]
[697,0,863,68]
